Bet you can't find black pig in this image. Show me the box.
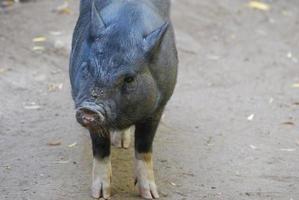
[69,0,177,199]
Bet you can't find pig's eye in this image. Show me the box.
[124,76,135,84]
[123,75,137,92]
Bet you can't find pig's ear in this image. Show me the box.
[143,22,169,53]
[90,1,106,38]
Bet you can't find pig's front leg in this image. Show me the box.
[134,116,161,199]
[89,129,112,199]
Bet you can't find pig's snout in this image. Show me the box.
[76,106,105,128]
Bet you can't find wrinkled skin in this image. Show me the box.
[69,0,177,199]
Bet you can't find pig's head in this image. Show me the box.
[75,2,168,130]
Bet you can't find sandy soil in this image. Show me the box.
[1,0,299,199]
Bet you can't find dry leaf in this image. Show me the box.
[48,83,63,92]
[32,46,45,52]
[170,182,177,186]
[47,141,61,146]
[49,31,62,36]
[280,148,296,152]
[282,10,292,17]
[54,160,70,164]
[248,1,270,11]
[286,52,298,63]
[54,40,64,49]
[33,36,47,42]
[55,2,72,14]
[59,8,72,14]
[0,68,8,74]
[292,83,299,88]
[206,55,220,61]
[0,165,11,170]
[282,122,295,126]
[1,0,14,7]
[24,102,41,110]
[160,191,168,197]
[68,142,77,148]
[247,114,255,121]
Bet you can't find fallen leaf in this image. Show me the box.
[55,2,72,14]
[54,40,64,49]
[47,141,62,146]
[282,122,295,126]
[49,31,62,36]
[48,83,63,92]
[32,36,47,42]
[292,83,299,88]
[280,148,296,152]
[286,52,298,63]
[206,55,220,61]
[60,8,72,14]
[160,191,168,197]
[54,160,70,164]
[170,182,177,186]
[24,105,41,110]
[281,10,292,17]
[247,1,270,11]
[247,114,255,121]
[23,102,41,110]
[0,68,8,74]
[68,142,77,148]
[1,0,14,7]
[0,165,11,170]
[182,172,195,177]
[32,46,45,52]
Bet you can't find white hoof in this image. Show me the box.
[111,127,132,149]
[134,153,159,199]
[91,158,112,199]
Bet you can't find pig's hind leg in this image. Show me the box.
[111,127,132,149]
[134,114,162,199]
[89,129,112,199]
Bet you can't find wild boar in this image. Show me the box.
[69,0,178,199]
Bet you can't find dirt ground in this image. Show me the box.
[1,0,299,199]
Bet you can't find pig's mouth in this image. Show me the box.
[76,102,106,128]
